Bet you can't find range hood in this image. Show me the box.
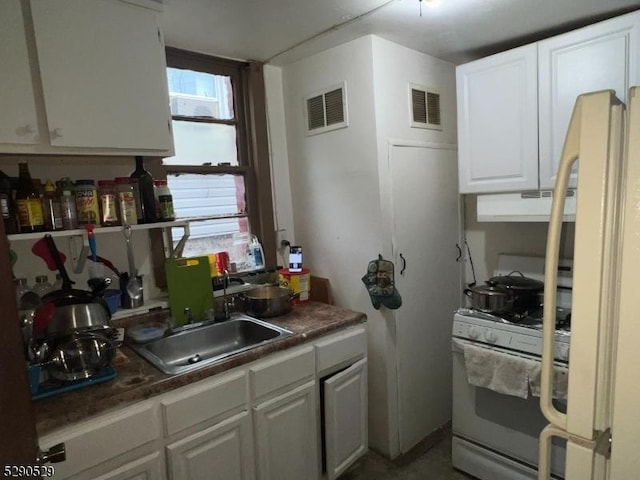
[476,190,576,222]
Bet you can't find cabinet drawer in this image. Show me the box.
[161,370,247,437]
[315,326,366,376]
[39,401,159,479]
[249,346,314,402]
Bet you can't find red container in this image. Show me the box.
[215,251,229,274]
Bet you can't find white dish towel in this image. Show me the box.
[463,343,538,399]
[529,364,569,400]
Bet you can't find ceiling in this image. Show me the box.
[160,0,640,66]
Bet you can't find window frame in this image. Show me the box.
[164,47,276,268]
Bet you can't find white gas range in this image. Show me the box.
[451,255,573,480]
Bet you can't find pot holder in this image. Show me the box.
[361,255,402,310]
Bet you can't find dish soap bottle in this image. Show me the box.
[250,235,265,270]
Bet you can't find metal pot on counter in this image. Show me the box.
[240,285,298,318]
[464,271,544,316]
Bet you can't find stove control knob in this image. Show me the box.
[558,344,570,361]
[468,326,480,340]
[484,330,498,344]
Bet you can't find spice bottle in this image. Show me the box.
[32,275,53,298]
[42,180,63,231]
[98,180,120,226]
[75,180,100,225]
[130,156,157,223]
[115,177,139,225]
[15,162,44,233]
[154,179,175,221]
[60,177,78,230]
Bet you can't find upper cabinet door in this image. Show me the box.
[30,0,173,152]
[538,12,640,189]
[457,44,539,193]
[0,1,39,145]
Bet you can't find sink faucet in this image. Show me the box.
[184,307,195,324]
[222,270,231,320]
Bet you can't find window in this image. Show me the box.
[164,48,274,271]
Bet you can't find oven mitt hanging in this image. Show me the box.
[361,255,402,310]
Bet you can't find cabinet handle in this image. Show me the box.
[50,128,63,139]
[399,253,406,275]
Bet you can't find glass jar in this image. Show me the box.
[98,180,120,226]
[115,177,139,225]
[75,180,100,225]
[154,179,175,221]
[32,275,53,298]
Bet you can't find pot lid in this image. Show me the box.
[469,282,510,296]
[489,271,544,290]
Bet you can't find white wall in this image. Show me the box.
[280,35,399,454]
[279,34,458,457]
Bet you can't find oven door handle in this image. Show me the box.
[541,98,582,431]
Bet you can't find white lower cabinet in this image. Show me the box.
[92,453,165,480]
[166,412,255,480]
[254,382,319,480]
[39,325,367,480]
[323,358,368,480]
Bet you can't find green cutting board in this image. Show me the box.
[165,256,214,326]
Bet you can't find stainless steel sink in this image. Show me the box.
[129,314,292,375]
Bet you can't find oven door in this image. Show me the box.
[452,338,567,479]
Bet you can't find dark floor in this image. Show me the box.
[341,430,476,480]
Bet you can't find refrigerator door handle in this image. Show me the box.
[541,96,583,431]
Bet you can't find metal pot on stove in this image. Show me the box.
[464,271,544,316]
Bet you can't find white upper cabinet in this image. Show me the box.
[0,1,39,145]
[457,44,539,193]
[457,10,640,194]
[538,13,640,189]
[0,0,174,156]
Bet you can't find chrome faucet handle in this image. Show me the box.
[222,270,231,319]
[183,307,194,324]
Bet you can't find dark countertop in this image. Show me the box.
[34,301,366,437]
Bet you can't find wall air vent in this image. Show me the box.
[409,83,442,130]
[304,82,348,136]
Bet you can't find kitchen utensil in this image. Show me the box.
[119,272,144,309]
[87,255,121,276]
[32,236,67,271]
[123,225,143,308]
[48,332,115,381]
[240,285,298,318]
[165,256,214,325]
[464,282,513,313]
[46,302,112,338]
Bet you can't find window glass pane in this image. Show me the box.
[167,67,234,119]
[168,173,246,219]
[164,121,238,166]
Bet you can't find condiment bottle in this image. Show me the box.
[130,156,157,223]
[0,169,18,234]
[42,180,63,231]
[98,180,119,226]
[75,179,100,225]
[15,162,44,233]
[154,179,175,221]
[60,177,78,230]
[115,177,138,225]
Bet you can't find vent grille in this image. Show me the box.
[307,95,325,130]
[410,84,442,130]
[305,83,348,135]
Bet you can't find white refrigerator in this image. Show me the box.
[539,87,640,479]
